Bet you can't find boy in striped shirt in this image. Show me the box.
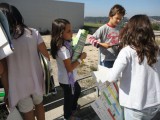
[89,4,126,68]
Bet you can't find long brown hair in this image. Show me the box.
[50,18,70,59]
[119,14,159,66]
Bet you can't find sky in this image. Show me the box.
[57,0,160,19]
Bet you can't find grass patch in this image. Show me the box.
[82,22,103,34]
[84,22,103,28]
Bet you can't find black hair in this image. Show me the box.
[0,3,30,39]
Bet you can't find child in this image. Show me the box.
[50,18,87,120]
[89,4,126,68]
[0,3,50,120]
[97,14,160,120]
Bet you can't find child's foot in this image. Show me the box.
[68,116,81,120]
[72,104,81,115]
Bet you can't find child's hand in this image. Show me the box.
[99,43,111,48]
[80,52,87,60]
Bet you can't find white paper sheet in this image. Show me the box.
[92,65,110,83]
[0,43,13,59]
[0,23,8,47]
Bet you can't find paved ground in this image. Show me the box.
[44,85,99,120]
[74,106,100,120]
[47,105,160,120]
[55,106,100,120]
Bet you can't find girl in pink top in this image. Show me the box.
[0,3,49,120]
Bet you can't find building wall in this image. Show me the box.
[1,0,84,32]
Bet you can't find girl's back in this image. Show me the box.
[7,28,44,108]
[118,45,160,110]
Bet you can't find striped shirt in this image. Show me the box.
[89,23,120,62]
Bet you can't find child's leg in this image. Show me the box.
[34,102,45,120]
[32,94,45,120]
[23,110,35,120]
[17,96,35,120]
[60,83,73,119]
[72,81,81,111]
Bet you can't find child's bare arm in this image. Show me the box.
[98,42,111,48]
[38,42,50,61]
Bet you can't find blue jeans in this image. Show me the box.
[124,105,160,120]
[100,61,114,68]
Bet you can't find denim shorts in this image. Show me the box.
[124,105,160,120]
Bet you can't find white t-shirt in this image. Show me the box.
[56,46,77,84]
[101,46,160,110]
